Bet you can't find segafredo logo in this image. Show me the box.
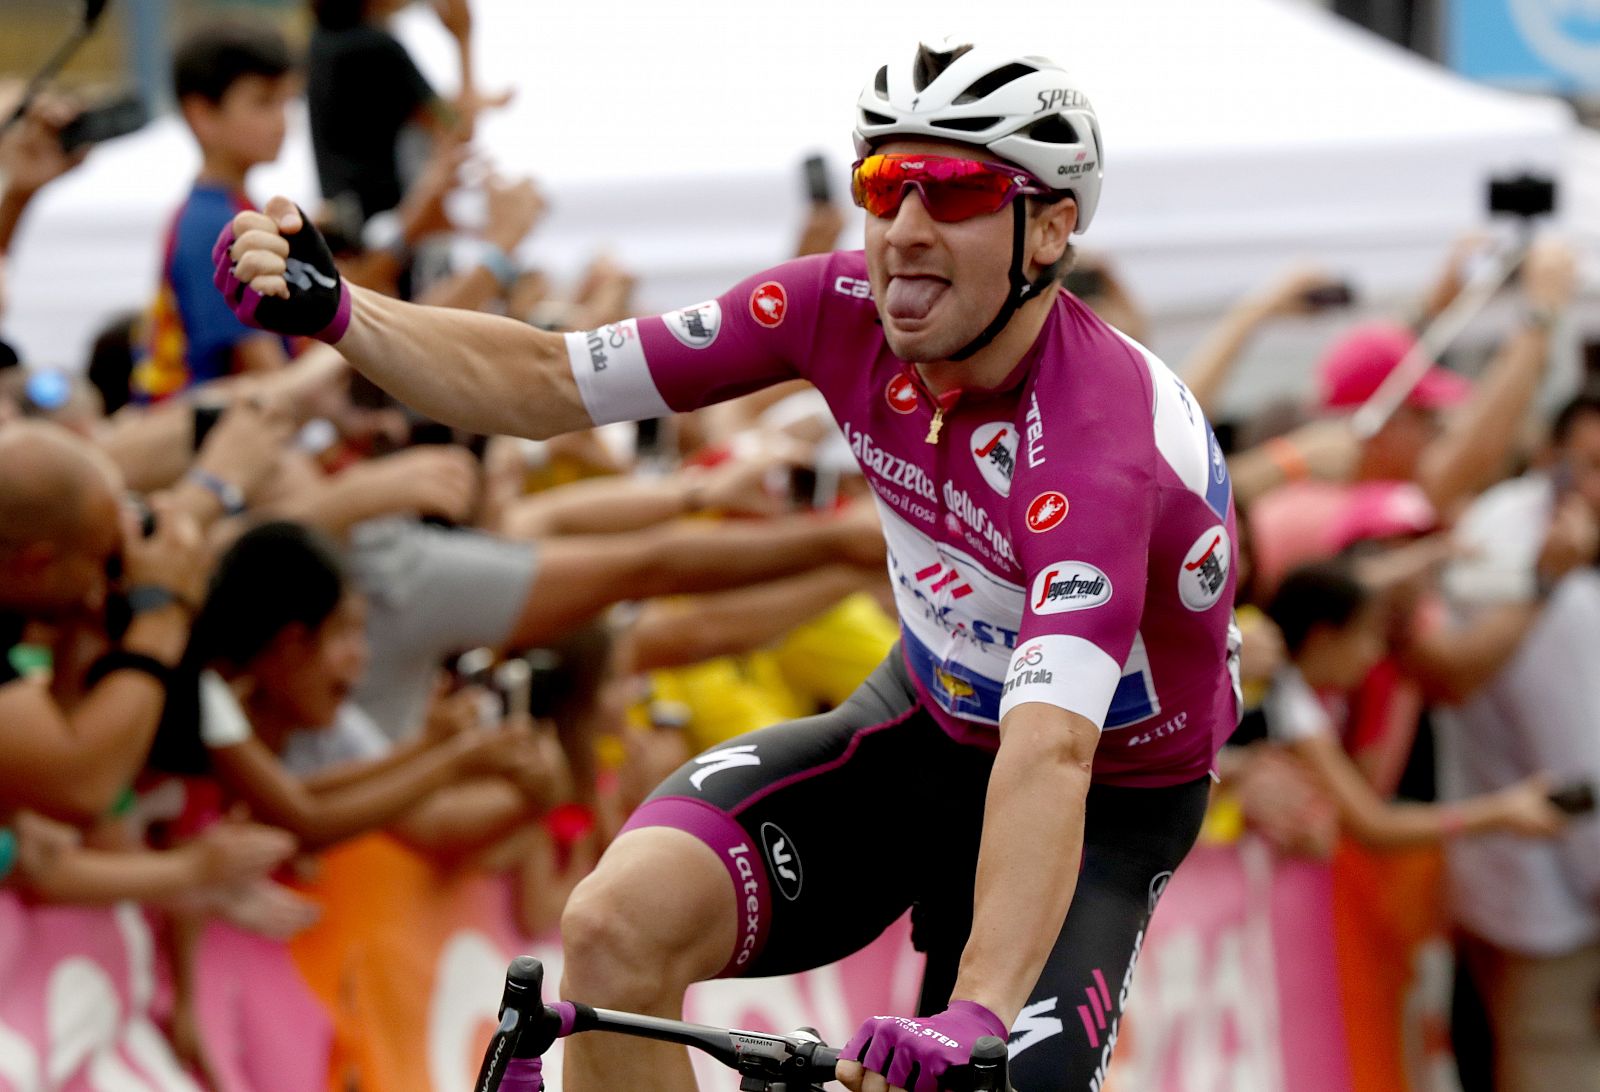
[1178,525,1231,612]
[1031,562,1112,614]
[663,300,721,349]
[759,822,802,901]
[970,422,1016,497]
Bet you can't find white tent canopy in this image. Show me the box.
[3,0,1592,406]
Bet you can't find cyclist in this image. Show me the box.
[216,40,1239,1092]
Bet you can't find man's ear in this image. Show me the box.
[1031,197,1078,275]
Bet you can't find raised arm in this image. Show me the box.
[224,199,590,440]
[1415,241,1575,517]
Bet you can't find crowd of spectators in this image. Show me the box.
[0,4,1594,1090]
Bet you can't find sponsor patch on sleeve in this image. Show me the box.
[1025,490,1069,533]
[749,281,788,328]
[1178,525,1231,612]
[662,300,722,349]
[1029,561,1112,615]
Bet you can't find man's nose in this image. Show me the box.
[884,186,938,248]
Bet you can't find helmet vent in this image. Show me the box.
[1026,115,1080,144]
[953,63,1039,105]
[913,42,973,91]
[932,115,1002,133]
[861,108,895,127]
[873,65,889,99]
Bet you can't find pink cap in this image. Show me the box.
[1317,323,1472,411]
[1328,481,1437,552]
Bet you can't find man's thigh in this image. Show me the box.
[625,649,992,979]
[915,777,1210,1091]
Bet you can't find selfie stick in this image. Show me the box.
[1,0,113,134]
[1350,242,1526,440]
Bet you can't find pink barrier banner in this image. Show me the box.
[0,898,199,1092]
[284,836,924,1091]
[1107,839,1355,1092]
[0,835,1437,1091]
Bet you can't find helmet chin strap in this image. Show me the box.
[949,200,1058,363]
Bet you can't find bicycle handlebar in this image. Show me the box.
[476,956,1013,1090]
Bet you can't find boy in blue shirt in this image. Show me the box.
[135,22,296,401]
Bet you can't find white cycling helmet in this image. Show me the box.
[854,40,1103,234]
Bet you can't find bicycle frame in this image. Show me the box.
[474,955,1014,1091]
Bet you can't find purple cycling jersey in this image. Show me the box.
[564,252,1240,787]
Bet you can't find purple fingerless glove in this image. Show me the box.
[843,1000,1007,1092]
[212,207,351,343]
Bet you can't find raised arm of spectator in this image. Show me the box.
[0,95,87,257]
[429,0,511,142]
[420,174,547,313]
[626,564,880,670]
[1182,267,1346,416]
[269,443,481,534]
[208,717,526,852]
[795,201,846,259]
[504,502,886,647]
[7,810,294,905]
[1229,417,1361,508]
[499,448,798,538]
[1416,240,1576,517]
[99,345,346,494]
[1289,730,1563,847]
[1411,233,1490,331]
[1401,492,1599,703]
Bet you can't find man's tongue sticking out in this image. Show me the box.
[886,276,948,321]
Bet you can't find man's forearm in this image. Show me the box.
[336,286,590,440]
[950,706,1096,1025]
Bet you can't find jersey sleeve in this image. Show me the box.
[999,382,1158,729]
[562,255,831,425]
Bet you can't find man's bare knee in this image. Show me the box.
[559,827,736,1009]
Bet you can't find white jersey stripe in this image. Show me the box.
[566,322,673,426]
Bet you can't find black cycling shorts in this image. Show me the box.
[622,647,1210,1091]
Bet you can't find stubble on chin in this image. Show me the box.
[881,325,972,367]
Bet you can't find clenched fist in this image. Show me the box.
[213,196,351,342]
